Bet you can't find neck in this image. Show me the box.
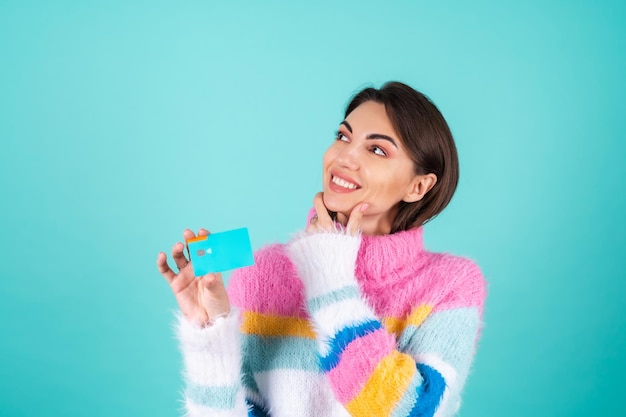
[359,216,392,235]
[344,206,398,236]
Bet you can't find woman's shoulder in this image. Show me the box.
[419,250,487,313]
[227,243,306,315]
[423,251,484,282]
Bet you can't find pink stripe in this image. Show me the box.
[327,328,396,403]
[228,244,308,318]
[432,260,486,315]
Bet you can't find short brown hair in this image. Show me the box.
[345,81,459,232]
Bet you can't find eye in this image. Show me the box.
[335,131,349,142]
[371,145,387,157]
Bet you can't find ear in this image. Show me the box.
[403,173,437,203]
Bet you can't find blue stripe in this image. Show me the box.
[246,398,271,417]
[319,320,381,372]
[242,334,321,373]
[186,384,239,409]
[308,285,361,313]
[407,363,446,417]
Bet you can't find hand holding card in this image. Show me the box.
[157,227,252,327]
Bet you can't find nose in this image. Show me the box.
[336,143,360,171]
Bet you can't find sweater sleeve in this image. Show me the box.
[175,308,251,417]
[286,231,484,417]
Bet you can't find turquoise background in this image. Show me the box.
[1,1,624,416]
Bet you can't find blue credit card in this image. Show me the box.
[186,227,254,276]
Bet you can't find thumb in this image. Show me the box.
[199,273,224,300]
[199,273,231,319]
[202,272,222,289]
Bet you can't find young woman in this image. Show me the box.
[157,82,487,417]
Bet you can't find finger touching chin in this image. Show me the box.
[322,193,352,212]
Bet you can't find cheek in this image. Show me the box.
[322,147,338,169]
[366,172,410,205]
[322,152,331,167]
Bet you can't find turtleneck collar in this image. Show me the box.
[355,227,426,289]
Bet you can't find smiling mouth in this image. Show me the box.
[331,175,359,190]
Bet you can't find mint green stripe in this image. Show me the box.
[241,335,321,373]
[186,383,239,409]
[399,307,479,370]
[391,371,423,417]
[308,284,360,313]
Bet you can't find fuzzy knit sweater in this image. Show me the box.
[176,225,486,417]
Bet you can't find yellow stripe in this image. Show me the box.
[382,304,432,336]
[346,350,416,415]
[241,311,316,339]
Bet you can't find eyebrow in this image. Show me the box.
[340,121,398,148]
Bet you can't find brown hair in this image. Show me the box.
[345,81,459,232]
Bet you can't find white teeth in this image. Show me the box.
[332,176,357,189]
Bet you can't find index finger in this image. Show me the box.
[346,203,369,235]
[156,252,176,283]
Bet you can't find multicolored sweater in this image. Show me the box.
[176,225,486,417]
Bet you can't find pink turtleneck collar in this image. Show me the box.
[355,226,427,289]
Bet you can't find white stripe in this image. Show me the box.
[254,369,351,417]
[176,310,243,386]
[302,267,359,300]
[183,350,242,386]
[176,309,241,353]
[287,232,361,299]
[311,298,378,355]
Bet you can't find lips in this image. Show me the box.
[329,171,361,193]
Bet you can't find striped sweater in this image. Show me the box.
[176,225,486,417]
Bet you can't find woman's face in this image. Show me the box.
[322,100,429,235]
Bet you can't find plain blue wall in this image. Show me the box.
[1,1,624,416]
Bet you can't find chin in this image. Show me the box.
[322,192,355,216]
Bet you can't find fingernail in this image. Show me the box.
[361,203,369,212]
